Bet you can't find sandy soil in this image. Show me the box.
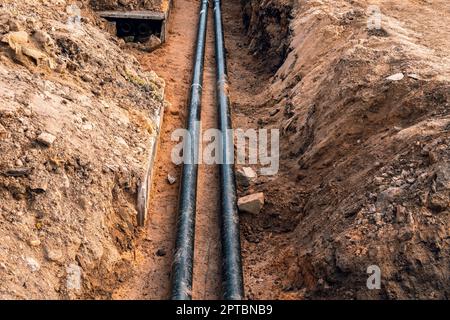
[0,0,165,299]
[236,0,449,299]
[113,0,222,299]
[1,0,448,300]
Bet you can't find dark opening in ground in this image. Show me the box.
[98,11,165,43]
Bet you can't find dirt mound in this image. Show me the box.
[235,0,450,299]
[0,0,164,299]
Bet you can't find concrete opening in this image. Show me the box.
[98,11,168,43]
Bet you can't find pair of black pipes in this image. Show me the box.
[171,0,244,300]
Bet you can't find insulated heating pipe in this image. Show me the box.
[171,0,209,300]
[213,0,245,300]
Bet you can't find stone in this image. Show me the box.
[36,132,56,146]
[238,192,264,215]
[379,187,402,203]
[429,193,448,212]
[81,74,93,83]
[115,136,128,148]
[406,177,416,184]
[8,19,24,32]
[146,35,162,52]
[407,73,420,80]
[395,205,407,223]
[29,238,41,247]
[25,257,40,272]
[167,174,176,185]
[373,177,384,185]
[435,164,450,191]
[29,172,48,193]
[269,108,280,116]
[2,31,28,48]
[0,123,7,138]
[81,122,93,131]
[386,73,404,81]
[44,246,64,263]
[32,30,54,50]
[236,167,257,187]
[5,167,31,177]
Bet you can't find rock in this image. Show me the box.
[407,73,420,80]
[167,174,176,185]
[81,74,93,83]
[398,228,414,241]
[25,257,40,272]
[147,35,162,51]
[373,176,384,185]
[238,192,265,214]
[15,159,23,167]
[406,177,416,184]
[395,205,407,223]
[429,193,448,212]
[119,0,131,6]
[0,15,10,34]
[269,108,280,116]
[378,187,402,203]
[0,123,7,138]
[236,167,257,187]
[44,246,64,263]
[5,167,31,177]
[115,136,128,148]
[29,172,49,193]
[435,164,450,191]
[2,30,28,48]
[8,19,24,32]
[28,238,41,247]
[36,132,56,146]
[386,73,404,81]
[32,30,54,51]
[156,248,166,257]
[81,122,94,131]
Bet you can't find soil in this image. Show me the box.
[0,0,448,300]
[112,0,222,299]
[235,0,450,300]
[0,0,164,299]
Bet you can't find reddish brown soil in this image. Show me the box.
[235,0,450,300]
[113,0,222,299]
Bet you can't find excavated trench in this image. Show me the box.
[111,0,290,299]
[1,0,446,301]
[115,0,449,300]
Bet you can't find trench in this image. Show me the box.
[112,0,272,299]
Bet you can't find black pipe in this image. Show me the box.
[213,0,245,300]
[171,0,209,300]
